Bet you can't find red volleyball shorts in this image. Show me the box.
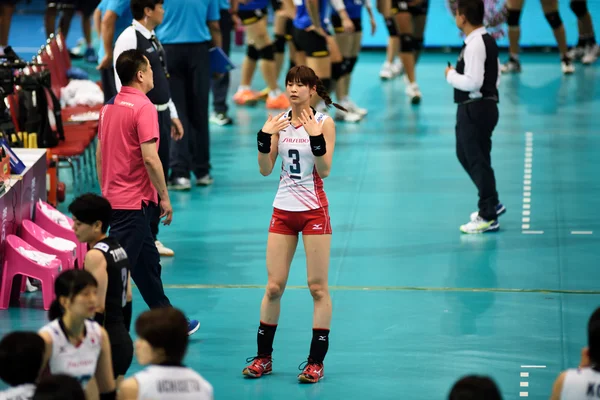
[268,207,332,236]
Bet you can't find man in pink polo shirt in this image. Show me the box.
[96,48,200,335]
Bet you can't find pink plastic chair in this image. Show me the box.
[0,235,62,310]
[34,201,87,268]
[21,220,77,271]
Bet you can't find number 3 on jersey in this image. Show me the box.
[289,149,301,177]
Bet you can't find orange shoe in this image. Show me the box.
[233,89,260,106]
[254,87,270,102]
[266,93,290,109]
[297,359,324,383]
[242,355,272,378]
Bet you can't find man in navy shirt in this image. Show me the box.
[210,0,234,126]
[156,0,222,190]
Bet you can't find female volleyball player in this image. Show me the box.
[118,308,213,400]
[292,0,362,121]
[232,0,289,109]
[243,65,345,383]
[38,269,117,399]
[331,0,375,118]
[394,0,426,103]
[69,193,134,384]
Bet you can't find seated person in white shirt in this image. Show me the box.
[38,269,117,400]
[0,332,45,400]
[550,307,600,399]
[118,308,213,400]
[32,374,85,400]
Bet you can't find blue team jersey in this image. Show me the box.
[239,0,269,11]
[293,0,328,30]
[332,0,363,19]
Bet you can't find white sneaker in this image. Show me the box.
[168,177,192,191]
[335,109,363,123]
[380,62,394,80]
[155,241,174,257]
[342,99,368,117]
[460,215,499,234]
[582,44,599,64]
[567,45,585,60]
[391,59,404,76]
[25,278,38,292]
[196,174,214,186]
[561,57,575,74]
[405,82,421,105]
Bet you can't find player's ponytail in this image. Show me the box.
[48,299,63,321]
[315,79,347,112]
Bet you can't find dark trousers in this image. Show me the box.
[164,42,211,180]
[109,204,171,309]
[150,108,171,241]
[100,67,117,104]
[455,100,500,221]
[211,9,232,114]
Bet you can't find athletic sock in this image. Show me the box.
[257,321,277,356]
[308,328,330,363]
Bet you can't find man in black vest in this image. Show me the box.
[113,0,184,257]
[445,0,505,234]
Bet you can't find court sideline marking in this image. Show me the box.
[521,132,542,234]
[158,283,600,295]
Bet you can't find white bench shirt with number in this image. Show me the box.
[133,365,214,400]
[0,384,35,400]
[561,367,600,399]
[273,109,329,211]
[38,319,102,388]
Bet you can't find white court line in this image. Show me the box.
[522,231,544,234]
[571,231,593,235]
[522,132,536,234]
[520,392,529,397]
[520,382,529,387]
[521,365,547,368]
[520,372,529,377]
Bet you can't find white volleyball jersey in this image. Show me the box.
[133,365,214,400]
[561,367,600,399]
[38,319,102,388]
[0,384,35,400]
[273,109,329,211]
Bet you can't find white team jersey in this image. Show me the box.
[273,109,329,211]
[0,384,35,400]
[133,365,214,400]
[561,367,600,399]
[38,319,102,388]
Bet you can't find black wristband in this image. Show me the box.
[100,391,117,400]
[309,134,327,157]
[257,130,272,154]
[93,312,105,326]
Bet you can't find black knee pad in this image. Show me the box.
[399,34,414,53]
[545,11,563,30]
[331,61,344,81]
[345,56,358,74]
[507,8,521,27]
[247,45,259,61]
[413,37,424,52]
[320,78,332,92]
[385,17,398,37]
[274,35,286,53]
[569,0,588,18]
[258,44,275,60]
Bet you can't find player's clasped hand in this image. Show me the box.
[299,108,324,137]
[261,112,291,134]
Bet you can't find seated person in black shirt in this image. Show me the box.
[69,193,134,384]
